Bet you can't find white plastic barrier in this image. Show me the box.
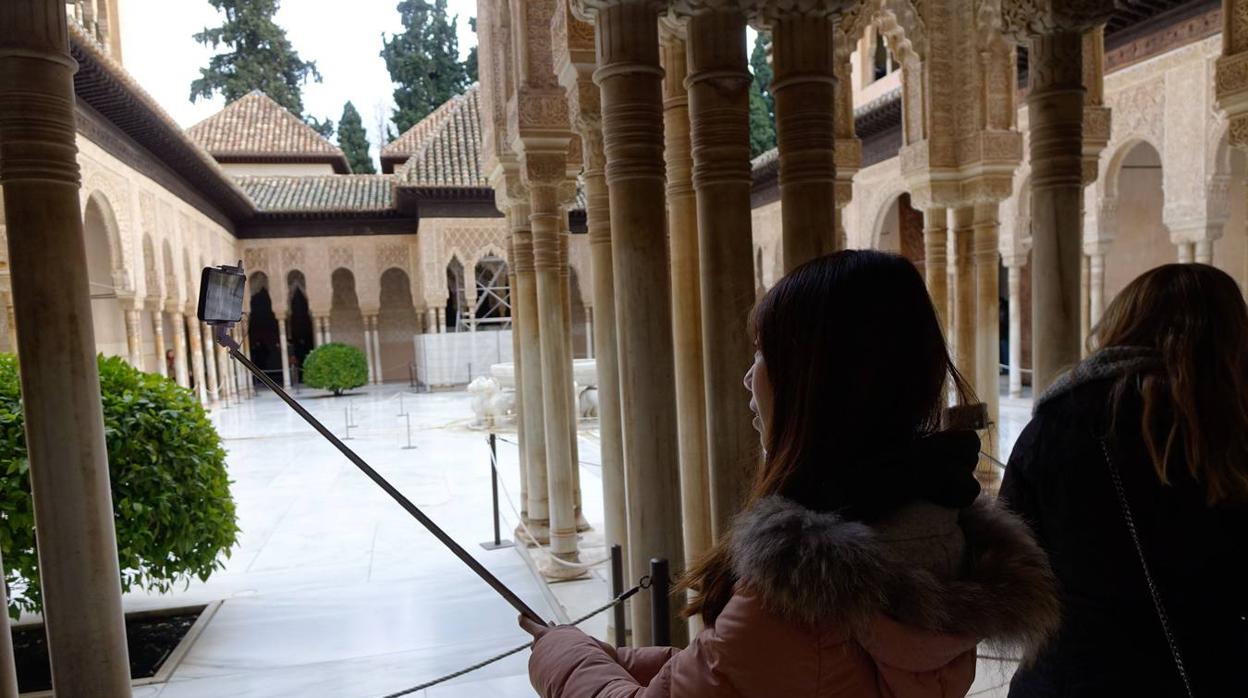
[413,330,515,387]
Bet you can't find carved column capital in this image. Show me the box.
[1001,0,1117,41]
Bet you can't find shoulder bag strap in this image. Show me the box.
[1097,435,1195,698]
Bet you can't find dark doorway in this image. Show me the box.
[287,271,315,383]
[248,276,281,384]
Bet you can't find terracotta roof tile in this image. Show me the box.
[391,85,485,187]
[187,91,349,171]
[235,175,396,213]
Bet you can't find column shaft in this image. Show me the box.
[557,226,586,530]
[152,310,167,377]
[1195,239,1213,265]
[594,0,686,646]
[506,235,530,526]
[514,228,550,541]
[1177,241,1195,264]
[278,317,291,388]
[1088,251,1106,329]
[772,14,838,271]
[1007,263,1024,398]
[923,208,949,330]
[172,311,189,388]
[371,315,384,383]
[686,7,756,539]
[0,548,17,697]
[1028,31,1085,393]
[187,314,207,403]
[201,321,219,402]
[951,207,976,385]
[972,203,1000,459]
[583,142,627,576]
[528,178,579,571]
[124,308,142,368]
[661,33,711,573]
[0,1,133,688]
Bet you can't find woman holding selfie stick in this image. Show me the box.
[521,251,1059,698]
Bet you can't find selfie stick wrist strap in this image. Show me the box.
[214,326,546,626]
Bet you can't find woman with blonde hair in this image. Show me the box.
[522,250,1059,697]
[1003,263,1248,696]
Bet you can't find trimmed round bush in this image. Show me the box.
[0,354,238,619]
[302,342,369,396]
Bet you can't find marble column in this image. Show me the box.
[217,337,232,401]
[768,10,838,270]
[186,313,208,403]
[661,29,711,573]
[557,220,587,532]
[588,0,687,647]
[1087,244,1107,329]
[581,127,627,576]
[513,211,550,544]
[171,310,190,388]
[1195,239,1213,265]
[201,321,220,403]
[584,307,594,359]
[525,157,581,576]
[506,234,530,533]
[368,314,383,383]
[972,203,1000,460]
[1006,258,1025,399]
[0,548,17,697]
[0,2,133,688]
[1176,241,1195,264]
[951,206,976,391]
[1080,253,1091,350]
[685,6,756,540]
[435,307,445,333]
[426,308,437,336]
[1028,31,1086,394]
[924,208,949,331]
[277,316,291,388]
[124,307,142,369]
[151,309,167,377]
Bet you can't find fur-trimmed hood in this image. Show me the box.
[729,496,1059,661]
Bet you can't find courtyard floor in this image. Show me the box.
[112,380,1033,698]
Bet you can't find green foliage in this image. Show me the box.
[381,0,472,133]
[338,102,376,174]
[302,343,369,396]
[749,32,777,158]
[0,355,238,620]
[464,16,478,84]
[191,0,321,119]
[305,115,336,140]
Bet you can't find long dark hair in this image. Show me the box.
[682,250,973,624]
[1092,263,1248,504]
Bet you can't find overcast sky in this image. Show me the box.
[119,0,480,166]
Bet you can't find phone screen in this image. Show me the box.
[198,266,246,324]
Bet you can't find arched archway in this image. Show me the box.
[378,268,419,382]
[287,270,315,381]
[445,257,465,332]
[330,268,366,354]
[874,192,925,269]
[472,255,511,328]
[248,272,281,383]
[1104,140,1169,302]
[84,192,127,358]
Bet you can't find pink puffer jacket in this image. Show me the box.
[530,496,1058,698]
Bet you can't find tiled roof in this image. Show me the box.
[235,175,396,214]
[392,85,485,186]
[187,91,350,172]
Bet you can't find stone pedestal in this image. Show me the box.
[0,3,133,691]
[661,30,711,572]
[685,7,757,540]
[589,0,687,647]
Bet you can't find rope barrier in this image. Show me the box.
[488,436,611,571]
[379,577,649,698]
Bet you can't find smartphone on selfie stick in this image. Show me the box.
[197,263,547,626]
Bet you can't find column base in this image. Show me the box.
[540,553,591,582]
[574,507,592,533]
[517,518,550,547]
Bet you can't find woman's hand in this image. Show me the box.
[519,614,555,641]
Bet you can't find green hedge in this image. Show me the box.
[0,354,238,619]
[302,343,369,395]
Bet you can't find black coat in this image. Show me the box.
[1001,375,1248,697]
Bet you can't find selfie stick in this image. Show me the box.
[209,322,547,626]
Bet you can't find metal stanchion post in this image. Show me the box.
[480,433,513,550]
[650,558,670,647]
[398,393,406,417]
[343,406,353,440]
[402,412,416,450]
[611,544,626,647]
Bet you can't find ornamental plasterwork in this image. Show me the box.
[329,246,353,273]
[80,166,134,293]
[376,243,409,276]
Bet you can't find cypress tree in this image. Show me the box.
[749,32,777,158]
[381,0,470,134]
[338,102,376,174]
[191,0,323,123]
